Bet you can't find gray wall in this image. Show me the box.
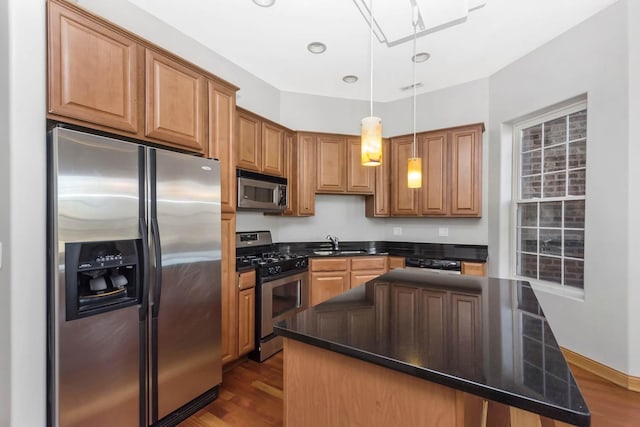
[488,0,633,374]
[0,0,10,423]
[626,0,640,376]
[1,0,47,425]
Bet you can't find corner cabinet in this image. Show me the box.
[236,108,285,177]
[390,123,483,218]
[347,137,375,194]
[47,0,142,134]
[365,138,390,217]
[291,133,316,216]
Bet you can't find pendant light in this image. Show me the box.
[361,0,382,167]
[407,5,422,188]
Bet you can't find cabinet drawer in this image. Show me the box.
[310,257,348,272]
[350,270,386,288]
[461,262,486,276]
[350,256,387,271]
[238,269,256,290]
[388,256,406,270]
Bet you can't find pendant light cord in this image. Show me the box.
[412,5,418,157]
[369,0,374,117]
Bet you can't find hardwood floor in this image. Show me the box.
[181,353,640,427]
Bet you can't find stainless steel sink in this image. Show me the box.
[312,249,368,255]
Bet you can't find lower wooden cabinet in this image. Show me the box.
[388,256,406,270]
[237,271,256,357]
[310,256,389,305]
[461,262,486,276]
[221,213,237,364]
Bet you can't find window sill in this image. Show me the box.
[513,275,585,302]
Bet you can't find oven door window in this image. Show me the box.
[272,280,301,318]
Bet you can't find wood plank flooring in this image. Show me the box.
[181,352,640,427]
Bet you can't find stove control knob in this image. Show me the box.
[275,265,282,274]
[268,266,275,275]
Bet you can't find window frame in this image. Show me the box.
[510,99,588,293]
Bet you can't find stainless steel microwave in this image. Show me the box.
[237,170,287,211]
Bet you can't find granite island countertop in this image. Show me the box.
[274,269,590,426]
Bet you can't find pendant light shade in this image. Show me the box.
[407,157,422,188]
[361,0,382,167]
[407,4,422,188]
[361,116,382,166]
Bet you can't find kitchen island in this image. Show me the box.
[274,269,589,427]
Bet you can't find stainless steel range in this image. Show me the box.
[236,231,309,362]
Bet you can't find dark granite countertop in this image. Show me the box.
[275,241,488,262]
[274,269,590,426]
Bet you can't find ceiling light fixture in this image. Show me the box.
[412,52,431,63]
[361,0,382,167]
[307,42,327,54]
[252,0,275,7]
[343,75,359,83]
[407,4,422,189]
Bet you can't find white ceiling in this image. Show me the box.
[127,0,619,102]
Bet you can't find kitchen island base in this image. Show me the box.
[283,338,575,427]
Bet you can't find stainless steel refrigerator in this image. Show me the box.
[47,126,222,427]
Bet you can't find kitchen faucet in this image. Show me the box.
[326,234,339,251]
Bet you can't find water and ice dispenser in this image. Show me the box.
[65,239,142,320]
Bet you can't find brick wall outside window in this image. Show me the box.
[514,105,587,289]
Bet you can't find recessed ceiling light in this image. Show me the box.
[307,42,327,54]
[411,52,431,63]
[342,75,358,83]
[252,0,275,7]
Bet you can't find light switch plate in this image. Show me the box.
[392,227,402,236]
[438,227,449,237]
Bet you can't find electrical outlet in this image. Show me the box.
[392,227,402,236]
[438,227,449,237]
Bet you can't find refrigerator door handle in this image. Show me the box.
[139,218,151,321]
[151,217,163,318]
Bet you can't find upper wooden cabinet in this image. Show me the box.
[390,136,420,216]
[365,138,391,217]
[291,133,316,216]
[47,1,142,133]
[236,108,285,177]
[390,124,483,217]
[145,49,207,154]
[450,126,483,217]
[208,81,236,213]
[316,135,347,193]
[262,122,285,177]
[47,0,239,159]
[316,134,374,195]
[347,138,375,194]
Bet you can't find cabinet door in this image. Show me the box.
[237,287,255,356]
[450,125,483,217]
[296,134,316,215]
[419,290,448,370]
[316,135,346,193]
[388,256,406,270]
[365,138,390,217]
[221,213,237,364]
[390,137,419,216]
[262,122,285,177]
[237,110,261,172]
[310,271,349,306]
[48,1,140,133]
[347,137,374,194]
[419,131,448,215]
[208,81,236,213]
[350,270,386,288]
[450,292,482,377]
[281,132,296,215]
[145,49,206,154]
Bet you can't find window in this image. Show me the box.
[514,102,587,289]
